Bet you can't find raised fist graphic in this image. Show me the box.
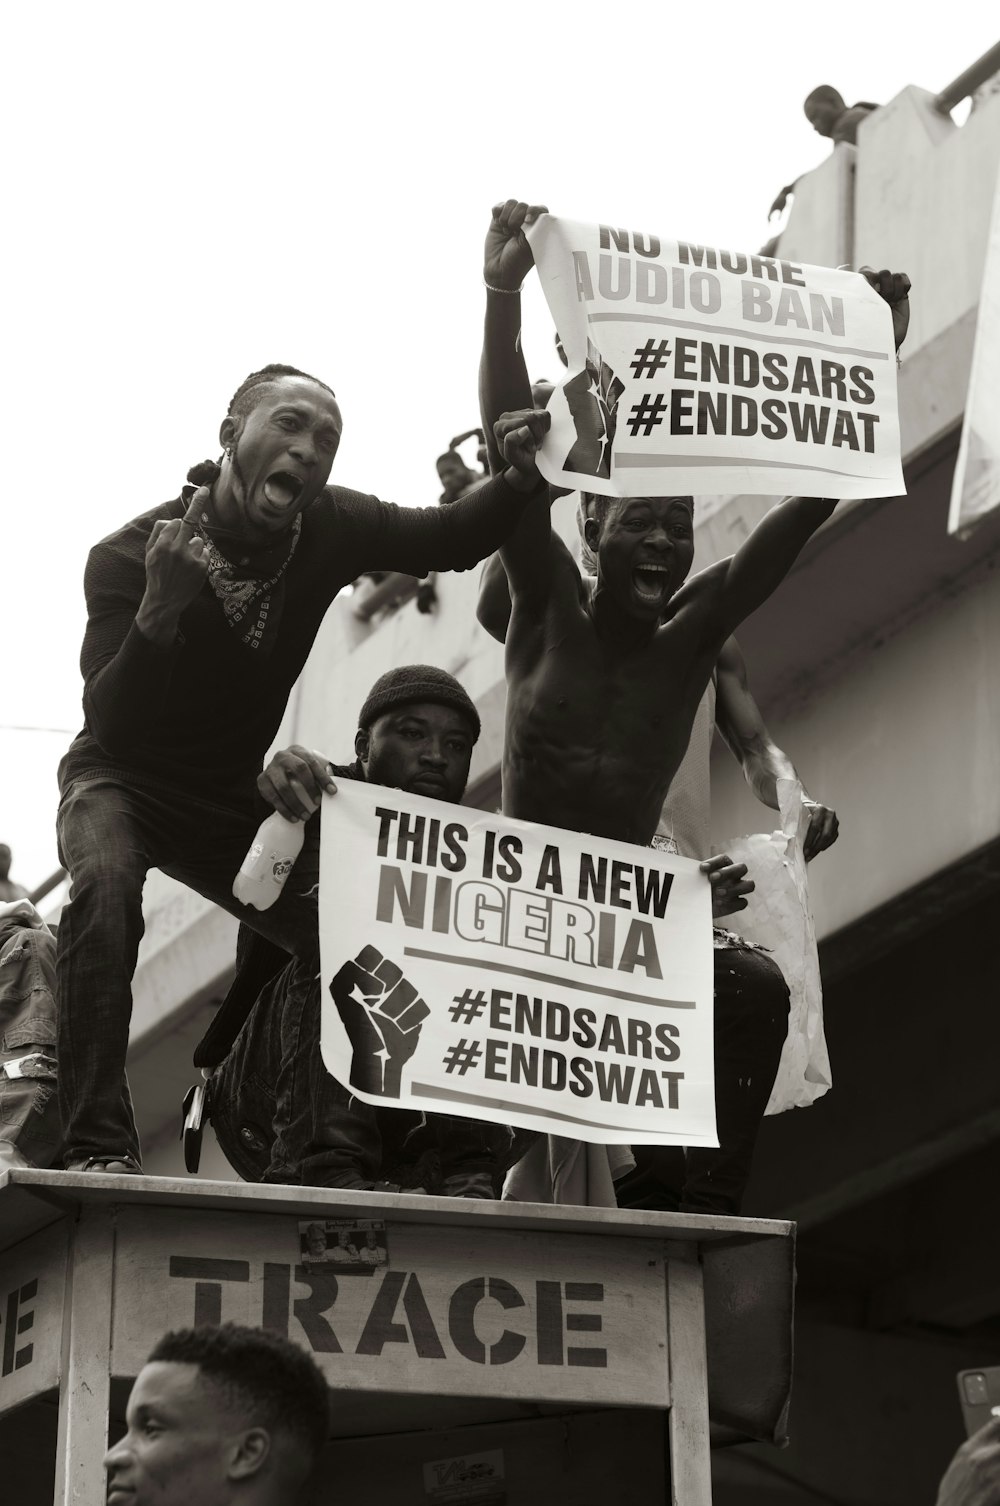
[329,945,430,1098]
[563,339,625,479]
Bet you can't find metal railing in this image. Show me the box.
[935,40,1000,114]
[28,868,66,907]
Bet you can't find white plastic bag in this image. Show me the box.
[721,777,831,1115]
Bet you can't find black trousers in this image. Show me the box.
[615,943,790,1215]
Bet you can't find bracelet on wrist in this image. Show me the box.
[484,280,522,295]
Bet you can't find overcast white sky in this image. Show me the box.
[3,2,996,888]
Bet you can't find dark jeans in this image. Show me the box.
[55,775,322,1166]
[210,956,511,1189]
[615,944,791,1216]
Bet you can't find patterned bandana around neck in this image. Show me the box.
[180,481,302,654]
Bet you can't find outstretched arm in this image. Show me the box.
[476,199,588,632]
[708,491,838,642]
[477,506,581,643]
[477,201,567,621]
[714,637,839,860]
[479,199,546,473]
[492,408,572,612]
[355,463,542,578]
[769,181,797,220]
[476,200,546,639]
[710,267,910,638]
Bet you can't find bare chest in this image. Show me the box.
[503,617,710,841]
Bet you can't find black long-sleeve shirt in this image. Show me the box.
[61,475,533,803]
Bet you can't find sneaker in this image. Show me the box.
[399,1148,441,1196]
[65,1155,143,1175]
[441,1170,497,1200]
[317,1172,376,1191]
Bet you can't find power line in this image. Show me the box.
[0,724,75,735]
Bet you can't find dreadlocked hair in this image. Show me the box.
[227,363,337,420]
[184,364,337,488]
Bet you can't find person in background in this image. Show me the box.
[803,84,879,144]
[448,427,490,477]
[0,845,29,904]
[104,1324,329,1506]
[769,86,880,220]
[367,433,490,618]
[0,899,60,1171]
[437,446,485,505]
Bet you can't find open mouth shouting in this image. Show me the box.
[261,470,305,511]
[631,561,672,605]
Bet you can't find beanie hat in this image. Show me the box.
[358,665,480,742]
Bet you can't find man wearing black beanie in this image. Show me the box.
[355,664,482,744]
[202,664,511,1198]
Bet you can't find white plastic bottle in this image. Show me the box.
[232,812,305,910]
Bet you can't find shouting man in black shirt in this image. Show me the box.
[56,363,541,1174]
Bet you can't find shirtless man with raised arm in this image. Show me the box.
[480,201,909,1211]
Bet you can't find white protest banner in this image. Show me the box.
[526,214,903,500]
[319,781,717,1147]
[948,155,1000,537]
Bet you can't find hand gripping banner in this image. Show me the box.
[320,781,717,1147]
[526,214,904,500]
